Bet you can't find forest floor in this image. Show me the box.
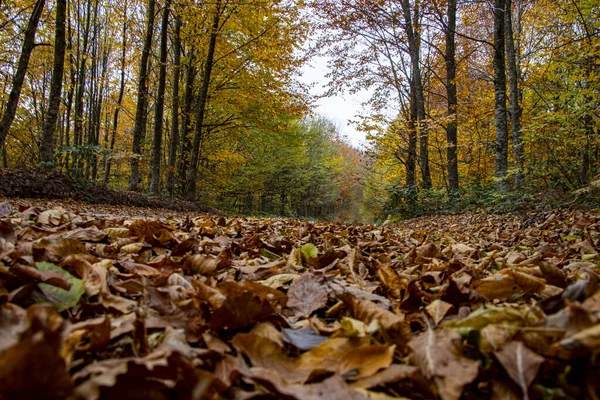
[0,169,221,215]
[1,195,600,399]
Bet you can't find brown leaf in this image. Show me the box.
[247,369,368,400]
[209,281,286,331]
[0,303,27,353]
[377,263,407,299]
[0,219,16,243]
[336,344,395,380]
[232,332,368,384]
[346,296,411,346]
[0,305,73,399]
[11,263,72,290]
[425,299,454,325]
[32,238,86,263]
[287,272,328,318]
[537,260,567,288]
[417,243,443,259]
[62,227,107,242]
[183,253,218,275]
[350,364,418,389]
[494,341,544,399]
[473,269,545,300]
[409,328,479,400]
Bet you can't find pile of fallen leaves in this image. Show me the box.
[0,200,599,400]
[0,169,220,214]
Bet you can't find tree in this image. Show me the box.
[504,0,523,188]
[166,15,181,196]
[399,0,431,189]
[39,0,67,170]
[493,0,509,191]
[184,0,222,200]
[445,0,459,194]
[104,3,128,185]
[129,0,156,191]
[0,0,46,152]
[150,0,171,195]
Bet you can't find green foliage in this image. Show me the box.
[207,116,364,221]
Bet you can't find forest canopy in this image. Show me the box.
[0,0,598,221]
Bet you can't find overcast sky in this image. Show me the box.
[297,55,369,148]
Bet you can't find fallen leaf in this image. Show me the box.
[494,341,544,400]
[33,262,85,311]
[287,273,328,318]
[282,328,328,350]
[409,328,479,400]
[336,344,395,380]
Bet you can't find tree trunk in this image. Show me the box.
[0,0,46,151]
[129,0,155,191]
[177,51,195,194]
[40,0,67,170]
[505,0,524,189]
[166,15,182,196]
[445,0,459,194]
[104,11,128,185]
[184,0,221,200]
[493,0,509,191]
[399,0,431,189]
[149,0,171,195]
[73,0,93,177]
[62,13,76,172]
[91,44,109,181]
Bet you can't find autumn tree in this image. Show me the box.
[129,0,155,191]
[39,0,67,170]
[0,0,46,152]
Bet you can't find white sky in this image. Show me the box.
[297,55,369,148]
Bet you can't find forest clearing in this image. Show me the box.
[0,0,599,398]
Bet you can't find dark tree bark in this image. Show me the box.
[129,0,156,191]
[177,50,195,193]
[149,0,171,195]
[90,44,109,181]
[0,0,46,152]
[104,12,128,185]
[73,0,93,177]
[184,0,221,200]
[399,0,431,189]
[40,0,67,170]
[166,15,182,196]
[493,0,509,191]
[62,13,76,171]
[445,0,459,194]
[505,0,524,188]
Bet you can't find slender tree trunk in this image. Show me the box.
[505,0,523,189]
[493,0,509,191]
[400,0,431,189]
[40,0,67,170]
[150,0,171,195]
[0,0,46,151]
[73,0,93,177]
[63,13,76,172]
[177,51,195,194]
[129,0,155,191]
[184,0,221,200]
[445,0,459,194]
[166,15,181,196]
[91,45,109,181]
[104,11,127,185]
